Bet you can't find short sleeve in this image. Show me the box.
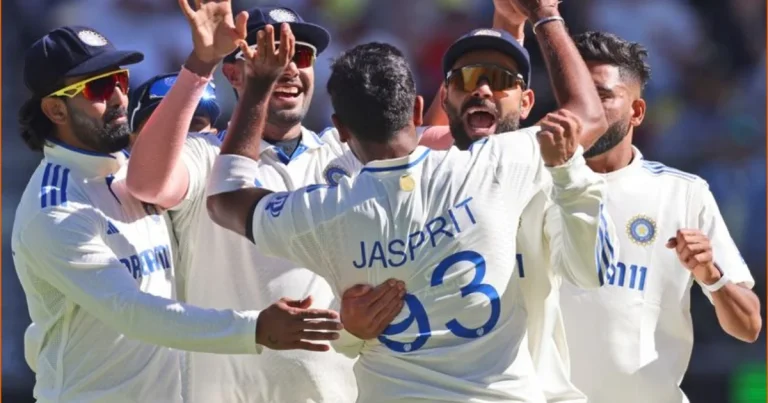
[17,205,261,354]
[175,133,221,211]
[249,184,339,278]
[697,184,754,297]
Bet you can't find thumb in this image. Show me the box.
[285,296,313,309]
[343,284,372,299]
[234,11,249,40]
[665,237,677,249]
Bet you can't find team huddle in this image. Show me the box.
[12,0,762,402]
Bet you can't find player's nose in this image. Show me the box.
[471,79,494,99]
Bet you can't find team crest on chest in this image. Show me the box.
[323,165,350,186]
[627,215,657,245]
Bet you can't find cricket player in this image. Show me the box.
[13,25,341,403]
[125,2,392,402]
[558,32,762,403]
[206,4,612,398]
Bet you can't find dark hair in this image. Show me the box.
[19,97,54,152]
[327,42,416,143]
[573,31,651,90]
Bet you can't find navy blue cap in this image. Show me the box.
[223,6,331,64]
[128,72,220,132]
[442,28,531,88]
[24,26,144,97]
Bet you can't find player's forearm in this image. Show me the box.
[531,8,606,148]
[219,76,274,160]
[126,57,214,208]
[492,11,525,42]
[546,148,615,288]
[712,283,762,343]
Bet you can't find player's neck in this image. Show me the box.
[358,129,420,164]
[585,136,634,173]
[263,123,302,143]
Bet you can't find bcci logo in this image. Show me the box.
[627,215,656,246]
[323,165,350,186]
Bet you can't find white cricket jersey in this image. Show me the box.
[176,128,360,403]
[12,142,260,403]
[244,127,614,402]
[560,147,755,403]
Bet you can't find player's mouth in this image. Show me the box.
[272,85,303,107]
[463,107,498,138]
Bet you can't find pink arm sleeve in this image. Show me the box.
[418,125,454,150]
[126,67,212,209]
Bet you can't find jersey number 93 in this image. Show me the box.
[377,251,501,353]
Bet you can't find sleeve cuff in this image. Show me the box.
[545,145,587,186]
[236,310,263,354]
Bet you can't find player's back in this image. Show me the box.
[11,145,181,402]
[303,128,548,402]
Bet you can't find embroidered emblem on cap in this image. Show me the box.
[269,8,298,23]
[473,29,502,37]
[163,76,177,86]
[77,30,109,47]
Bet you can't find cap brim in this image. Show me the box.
[442,36,530,84]
[66,50,144,77]
[250,22,331,53]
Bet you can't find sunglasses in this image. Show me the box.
[48,69,130,101]
[129,73,218,129]
[235,41,317,69]
[445,64,526,92]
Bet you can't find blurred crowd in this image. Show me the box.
[3,0,766,400]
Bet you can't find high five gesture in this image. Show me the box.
[178,0,249,65]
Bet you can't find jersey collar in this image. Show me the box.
[257,127,325,165]
[599,146,643,181]
[43,139,128,178]
[360,146,431,176]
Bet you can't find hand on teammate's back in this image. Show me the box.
[178,0,249,64]
[255,296,343,352]
[536,108,582,167]
[238,23,296,82]
[341,279,406,340]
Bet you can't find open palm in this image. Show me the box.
[178,0,248,63]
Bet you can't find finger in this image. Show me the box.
[194,0,202,11]
[342,284,373,299]
[373,299,405,334]
[293,341,331,352]
[234,11,249,40]
[297,331,341,341]
[263,24,276,60]
[366,279,399,304]
[256,28,268,62]
[686,251,713,268]
[542,112,574,135]
[665,237,677,249]
[279,23,292,64]
[369,282,405,318]
[677,229,703,237]
[300,320,344,331]
[294,308,340,320]
[536,131,555,147]
[237,39,254,60]
[284,296,312,309]
[285,24,296,62]
[178,0,196,20]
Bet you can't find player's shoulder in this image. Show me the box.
[483,126,540,158]
[638,158,707,188]
[186,131,223,151]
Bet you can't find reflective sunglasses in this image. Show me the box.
[445,64,526,92]
[48,69,130,101]
[235,41,317,69]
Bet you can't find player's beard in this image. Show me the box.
[67,103,131,154]
[445,99,520,151]
[584,116,631,158]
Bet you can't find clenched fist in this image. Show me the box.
[666,229,721,285]
[536,108,582,167]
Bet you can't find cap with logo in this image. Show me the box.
[128,72,221,132]
[24,26,144,97]
[442,28,531,88]
[223,6,331,64]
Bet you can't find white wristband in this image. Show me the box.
[207,154,262,196]
[702,272,730,293]
[533,16,565,35]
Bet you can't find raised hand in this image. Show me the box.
[507,0,561,18]
[536,108,581,167]
[255,296,343,352]
[237,23,295,82]
[178,0,249,64]
[493,0,527,26]
[666,229,721,285]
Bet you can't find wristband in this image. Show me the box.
[533,16,566,35]
[702,272,730,293]
[207,154,262,197]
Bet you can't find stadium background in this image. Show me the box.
[1,0,765,401]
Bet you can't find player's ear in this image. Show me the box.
[519,88,535,120]
[413,95,424,127]
[41,97,68,125]
[630,97,646,127]
[331,114,350,143]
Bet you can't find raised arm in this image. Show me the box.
[521,0,607,147]
[207,24,295,237]
[126,0,247,209]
